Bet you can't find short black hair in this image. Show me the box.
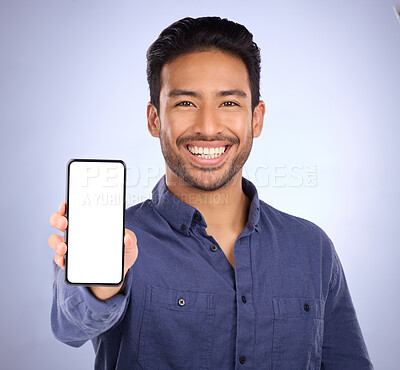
[146,16,261,113]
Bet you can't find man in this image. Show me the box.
[49,16,373,369]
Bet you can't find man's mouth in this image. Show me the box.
[186,145,230,159]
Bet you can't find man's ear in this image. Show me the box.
[147,102,160,138]
[252,100,266,138]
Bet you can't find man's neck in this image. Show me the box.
[165,170,250,235]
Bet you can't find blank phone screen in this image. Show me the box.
[65,159,126,286]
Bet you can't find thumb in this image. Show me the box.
[124,229,136,248]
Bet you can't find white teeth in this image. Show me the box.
[187,145,228,159]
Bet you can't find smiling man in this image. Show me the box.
[49,16,373,369]
[146,49,264,270]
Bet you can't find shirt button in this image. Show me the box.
[304,303,310,312]
[178,298,186,307]
[180,224,187,231]
[239,355,246,364]
[194,213,202,222]
[210,244,218,252]
[241,296,247,303]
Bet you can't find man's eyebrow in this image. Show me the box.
[167,89,247,98]
[167,89,202,98]
[217,89,247,98]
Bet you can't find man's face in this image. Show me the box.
[148,50,264,191]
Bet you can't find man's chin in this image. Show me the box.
[180,171,233,192]
[187,181,223,192]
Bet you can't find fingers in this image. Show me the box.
[48,233,67,269]
[54,254,65,269]
[58,201,66,216]
[48,234,67,254]
[49,202,68,269]
[49,205,68,232]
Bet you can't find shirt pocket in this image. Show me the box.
[137,285,215,370]
[272,297,325,370]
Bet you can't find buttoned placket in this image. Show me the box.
[190,212,236,292]
[191,210,259,368]
[233,226,258,368]
[161,178,260,368]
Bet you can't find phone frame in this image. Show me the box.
[64,158,126,287]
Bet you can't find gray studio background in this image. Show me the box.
[1,0,399,369]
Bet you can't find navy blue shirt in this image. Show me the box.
[51,176,373,369]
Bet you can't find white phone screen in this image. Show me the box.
[65,159,126,286]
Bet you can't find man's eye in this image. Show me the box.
[176,101,194,107]
[221,101,238,107]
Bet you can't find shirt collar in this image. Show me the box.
[151,175,260,235]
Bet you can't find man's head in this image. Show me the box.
[147,16,261,114]
[146,17,265,192]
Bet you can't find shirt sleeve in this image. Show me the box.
[50,261,131,348]
[321,241,374,369]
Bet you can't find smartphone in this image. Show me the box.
[65,159,126,286]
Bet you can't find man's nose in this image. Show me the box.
[193,106,223,136]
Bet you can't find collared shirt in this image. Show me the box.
[51,176,373,369]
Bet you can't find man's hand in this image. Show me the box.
[48,201,138,300]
